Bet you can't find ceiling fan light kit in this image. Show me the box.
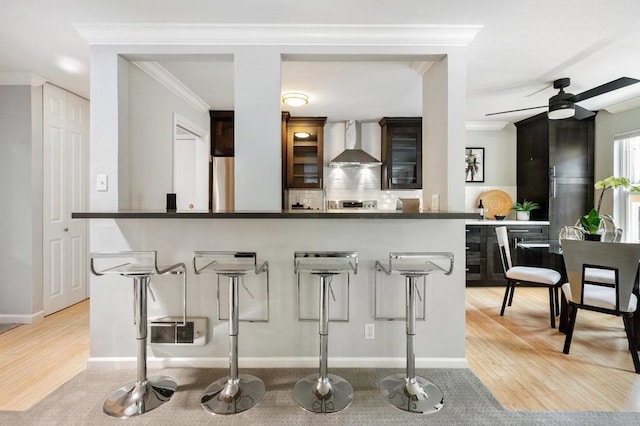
[548,99,575,119]
[547,78,575,119]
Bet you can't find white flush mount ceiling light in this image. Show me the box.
[282,92,309,106]
[294,132,311,138]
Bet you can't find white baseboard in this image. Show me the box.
[0,310,44,324]
[88,356,468,370]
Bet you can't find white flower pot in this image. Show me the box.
[516,211,530,221]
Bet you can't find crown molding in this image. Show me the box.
[74,23,482,47]
[0,72,47,86]
[465,121,509,131]
[603,96,640,115]
[132,61,210,113]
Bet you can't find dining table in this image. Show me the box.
[516,239,640,344]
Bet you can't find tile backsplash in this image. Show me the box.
[288,165,516,214]
[288,166,422,211]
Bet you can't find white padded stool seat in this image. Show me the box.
[505,266,561,285]
[562,282,638,312]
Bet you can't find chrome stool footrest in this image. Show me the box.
[293,373,354,413]
[379,373,444,414]
[103,376,177,418]
[200,374,266,415]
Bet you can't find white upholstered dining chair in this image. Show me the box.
[495,226,562,327]
[560,239,640,374]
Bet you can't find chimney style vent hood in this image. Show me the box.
[329,120,382,168]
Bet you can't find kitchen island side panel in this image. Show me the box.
[88,218,466,367]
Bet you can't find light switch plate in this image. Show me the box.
[96,174,108,192]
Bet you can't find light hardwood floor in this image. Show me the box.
[0,300,89,411]
[1,288,640,412]
[467,286,640,411]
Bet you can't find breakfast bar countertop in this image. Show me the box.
[466,219,550,225]
[73,210,479,220]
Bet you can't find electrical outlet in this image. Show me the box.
[364,323,375,340]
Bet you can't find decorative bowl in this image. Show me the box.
[494,215,506,221]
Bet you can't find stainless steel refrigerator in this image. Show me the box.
[212,156,234,212]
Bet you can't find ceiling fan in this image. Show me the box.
[486,77,640,120]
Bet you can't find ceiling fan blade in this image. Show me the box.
[525,83,552,97]
[572,105,596,120]
[485,105,547,116]
[570,77,640,102]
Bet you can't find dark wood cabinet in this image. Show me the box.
[210,110,234,157]
[515,113,594,239]
[285,116,326,188]
[466,224,548,286]
[379,117,422,189]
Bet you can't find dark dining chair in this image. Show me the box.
[561,239,640,374]
[495,226,562,327]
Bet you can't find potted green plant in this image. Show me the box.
[579,209,602,241]
[512,199,540,221]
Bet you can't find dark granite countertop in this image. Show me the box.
[72,210,478,220]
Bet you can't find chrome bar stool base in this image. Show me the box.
[293,373,354,413]
[103,376,177,418]
[193,252,269,415]
[201,374,265,415]
[293,251,358,414]
[91,252,188,419]
[374,252,454,415]
[379,373,444,414]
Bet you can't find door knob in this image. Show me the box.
[64,227,69,232]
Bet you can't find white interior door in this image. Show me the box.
[173,119,209,210]
[43,84,88,315]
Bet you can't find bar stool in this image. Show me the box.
[90,251,187,418]
[293,251,358,413]
[374,252,454,414]
[193,251,269,415]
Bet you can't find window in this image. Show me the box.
[615,132,640,242]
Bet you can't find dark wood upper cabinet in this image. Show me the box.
[379,117,422,189]
[285,116,327,189]
[515,113,594,238]
[210,110,234,157]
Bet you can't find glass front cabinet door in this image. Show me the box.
[286,117,327,188]
[379,117,422,189]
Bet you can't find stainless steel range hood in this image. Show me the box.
[329,120,382,168]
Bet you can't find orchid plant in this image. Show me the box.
[580,176,640,235]
[594,176,636,215]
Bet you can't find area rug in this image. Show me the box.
[1,368,639,425]
[0,323,20,335]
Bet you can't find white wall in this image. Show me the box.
[0,85,43,322]
[127,64,210,209]
[464,125,517,214]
